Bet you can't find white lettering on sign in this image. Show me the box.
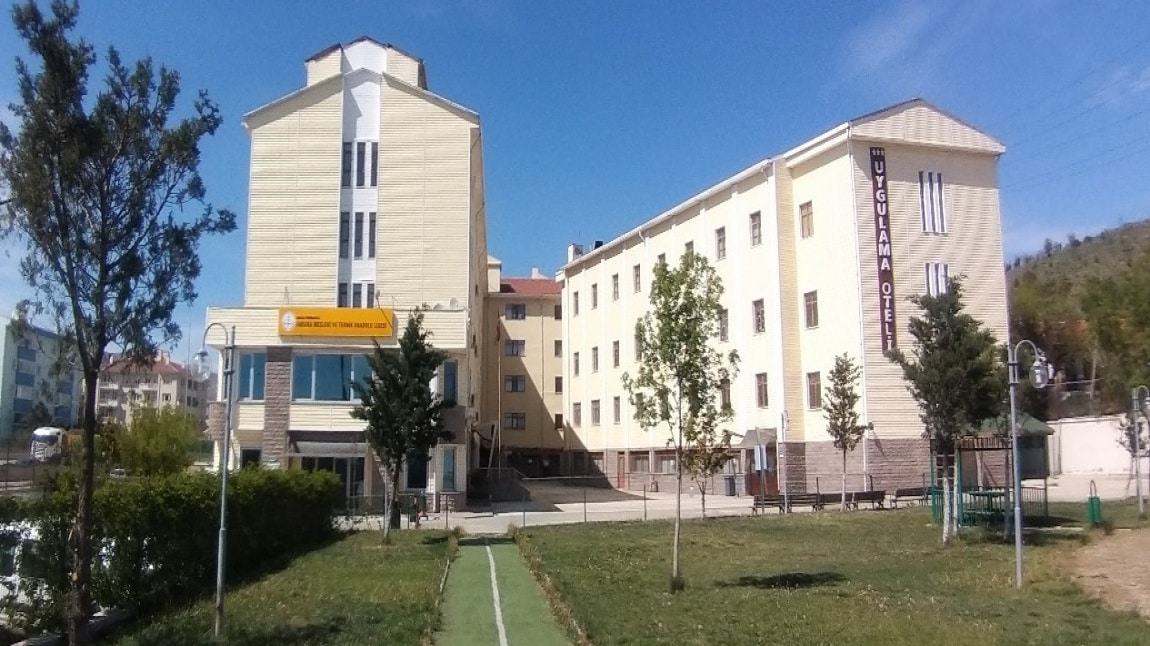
[871,147,897,352]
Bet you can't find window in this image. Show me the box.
[554,339,563,357]
[504,375,526,392]
[684,241,694,255]
[504,412,527,430]
[800,201,814,238]
[591,347,599,373]
[919,171,947,233]
[656,452,677,474]
[612,340,620,368]
[720,378,731,410]
[368,212,376,258]
[756,373,769,408]
[591,399,601,425]
[718,308,729,342]
[291,354,370,402]
[612,274,619,301]
[554,304,562,319]
[555,376,563,393]
[613,396,621,423]
[163,393,171,403]
[506,303,527,320]
[352,283,362,308]
[341,142,352,187]
[573,352,580,376]
[657,253,666,266]
[365,283,375,308]
[633,264,641,292]
[632,453,650,472]
[339,212,350,258]
[443,360,458,402]
[442,445,456,492]
[573,291,580,316]
[926,262,951,296]
[555,413,564,430]
[807,372,822,409]
[370,142,379,187]
[337,282,349,308]
[504,340,526,356]
[573,402,582,426]
[591,283,598,309]
[354,212,364,258]
[715,227,726,260]
[238,353,266,400]
[355,142,366,187]
[804,291,819,328]
[750,211,762,246]
[752,299,765,334]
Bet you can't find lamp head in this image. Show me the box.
[190,348,213,383]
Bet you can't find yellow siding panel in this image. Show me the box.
[291,404,366,431]
[236,403,265,431]
[852,103,1003,154]
[385,49,421,86]
[306,52,342,86]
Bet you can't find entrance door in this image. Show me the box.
[617,453,626,489]
[744,447,779,497]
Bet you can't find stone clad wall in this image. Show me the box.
[262,346,292,467]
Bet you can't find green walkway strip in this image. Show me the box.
[437,539,569,646]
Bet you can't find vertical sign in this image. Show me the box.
[870,147,897,351]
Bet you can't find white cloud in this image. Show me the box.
[1094,64,1150,108]
[843,2,936,77]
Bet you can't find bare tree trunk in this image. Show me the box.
[384,467,400,543]
[941,455,952,546]
[699,480,707,517]
[68,372,99,645]
[841,450,848,512]
[672,461,682,589]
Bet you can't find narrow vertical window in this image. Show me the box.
[339,212,350,258]
[800,202,814,238]
[804,291,819,328]
[341,142,352,187]
[352,283,362,308]
[338,283,349,307]
[366,283,375,308]
[936,173,946,233]
[919,171,928,232]
[368,212,377,258]
[752,299,765,334]
[613,396,621,424]
[750,211,762,246]
[370,142,379,187]
[633,264,641,292]
[807,372,822,409]
[715,227,726,260]
[591,284,598,309]
[354,212,364,258]
[612,274,619,301]
[718,308,729,342]
[355,142,366,187]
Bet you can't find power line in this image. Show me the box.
[1006,103,1150,164]
[1003,133,1150,193]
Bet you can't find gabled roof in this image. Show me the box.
[499,278,562,296]
[305,35,424,66]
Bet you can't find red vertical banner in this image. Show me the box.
[870,147,897,352]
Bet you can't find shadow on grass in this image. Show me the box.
[958,527,1088,547]
[458,536,514,547]
[719,571,847,590]
[122,617,345,646]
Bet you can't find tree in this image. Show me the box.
[822,354,868,511]
[1083,248,1150,408]
[681,433,733,518]
[0,3,235,641]
[887,278,1004,544]
[351,309,451,543]
[622,251,738,592]
[112,406,201,476]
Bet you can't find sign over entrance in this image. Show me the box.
[278,307,395,338]
[870,147,897,352]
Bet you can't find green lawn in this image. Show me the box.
[519,508,1150,646]
[109,530,453,646]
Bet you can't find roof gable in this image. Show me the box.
[850,98,1004,154]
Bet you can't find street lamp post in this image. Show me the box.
[1007,339,1049,590]
[1130,386,1149,516]
[191,324,236,641]
[780,411,789,513]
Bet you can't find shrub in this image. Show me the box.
[6,468,341,635]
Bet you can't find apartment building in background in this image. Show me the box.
[0,312,81,440]
[204,37,487,511]
[559,99,1008,494]
[480,258,565,477]
[96,352,214,428]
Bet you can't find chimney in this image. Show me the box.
[531,267,543,279]
[593,240,604,249]
[567,243,584,263]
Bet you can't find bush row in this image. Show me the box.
[4,468,342,634]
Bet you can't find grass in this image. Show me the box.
[109,530,455,646]
[520,507,1150,646]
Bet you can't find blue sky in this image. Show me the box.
[2,0,1150,360]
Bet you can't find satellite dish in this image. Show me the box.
[432,303,444,311]
[449,297,460,310]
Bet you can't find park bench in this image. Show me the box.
[750,495,786,515]
[817,492,843,509]
[750,493,825,514]
[889,486,930,508]
[848,490,887,510]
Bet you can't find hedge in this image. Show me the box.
[4,468,342,635]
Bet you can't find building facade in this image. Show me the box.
[96,352,214,428]
[558,100,1008,494]
[480,258,565,477]
[205,37,487,511]
[0,313,81,441]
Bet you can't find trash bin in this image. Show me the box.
[724,475,737,497]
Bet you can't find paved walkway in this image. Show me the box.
[436,538,569,646]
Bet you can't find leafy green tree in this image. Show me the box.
[1083,248,1150,409]
[622,251,738,592]
[113,406,201,476]
[0,3,235,640]
[822,354,868,511]
[888,278,1005,544]
[351,310,450,542]
[682,435,733,518]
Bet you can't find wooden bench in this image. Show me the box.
[848,490,887,510]
[889,486,930,508]
[750,493,824,514]
[750,495,786,515]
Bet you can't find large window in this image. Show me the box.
[807,372,822,410]
[926,262,950,297]
[656,452,676,474]
[752,299,765,334]
[919,171,946,233]
[505,303,526,320]
[755,373,769,408]
[292,354,371,401]
[504,375,526,392]
[504,340,526,356]
[632,453,650,473]
[504,412,526,430]
[238,353,267,401]
[749,211,762,246]
[342,140,378,189]
[800,201,814,238]
[804,291,819,328]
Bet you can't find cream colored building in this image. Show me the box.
[205,37,487,511]
[480,258,565,477]
[559,99,1007,494]
[96,352,214,429]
